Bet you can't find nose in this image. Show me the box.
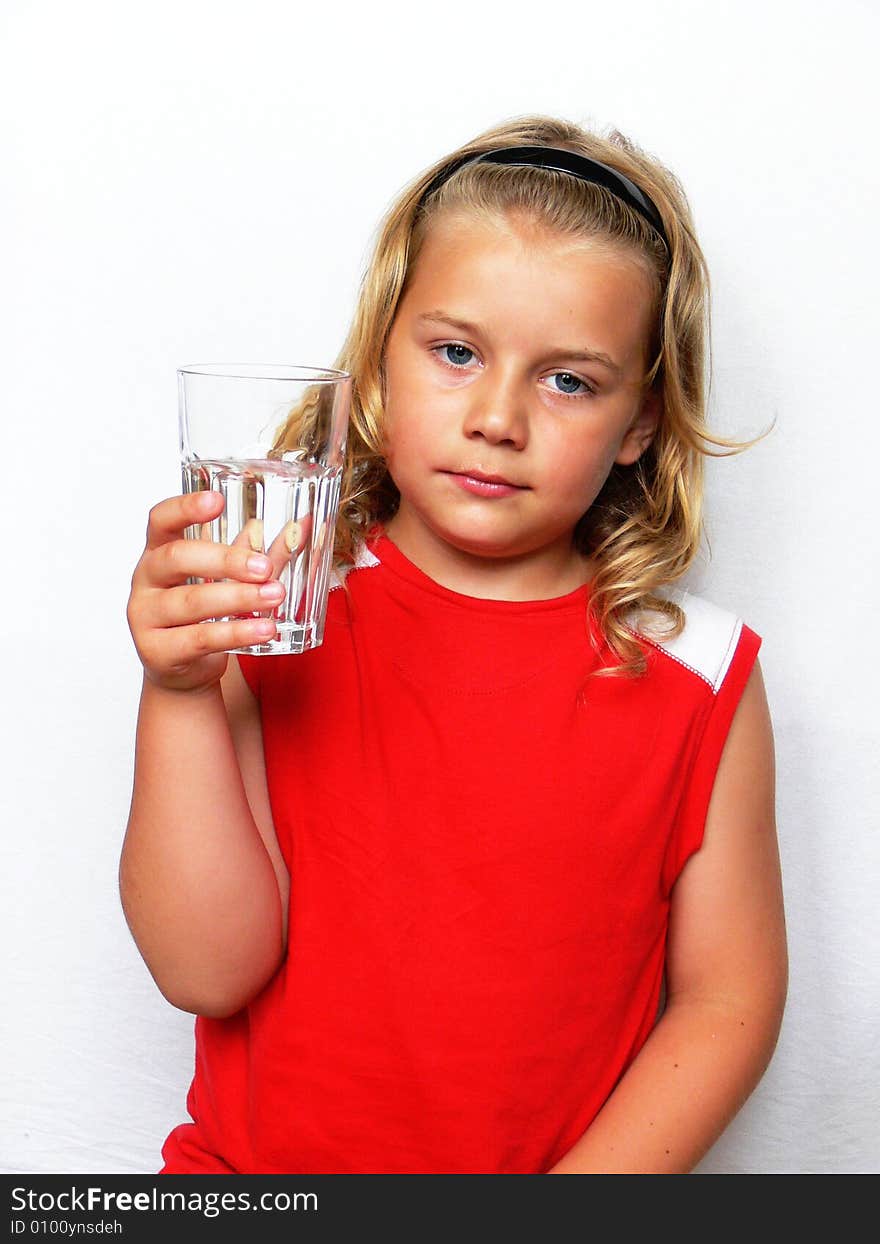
[461,369,529,450]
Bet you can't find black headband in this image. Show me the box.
[418,145,668,249]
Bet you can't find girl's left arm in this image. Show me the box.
[546,658,788,1174]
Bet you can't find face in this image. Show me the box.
[381,211,660,597]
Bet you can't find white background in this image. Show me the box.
[2,0,878,1175]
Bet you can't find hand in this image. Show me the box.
[127,491,292,693]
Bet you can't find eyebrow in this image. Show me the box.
[415,310,623,376]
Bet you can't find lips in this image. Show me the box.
[447,468,527,488]
[444,469,528,499]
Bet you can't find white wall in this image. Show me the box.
[2,0,877,1175]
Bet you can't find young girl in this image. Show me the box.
[122,114,787,1175]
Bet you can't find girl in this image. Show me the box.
[122,114,787,1175]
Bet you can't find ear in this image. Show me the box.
[615,387,661,467]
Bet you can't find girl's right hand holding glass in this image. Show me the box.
[127,491,285,693]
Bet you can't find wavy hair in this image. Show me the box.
[274,114,766,677]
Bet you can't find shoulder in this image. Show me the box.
[328,541,382,592]
[627,588,753,695]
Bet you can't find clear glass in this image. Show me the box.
[178,363,351,655]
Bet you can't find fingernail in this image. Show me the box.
[285,521,302,553]
[259,581,284,599]
[246,554,271,575]
[246,520,264,552]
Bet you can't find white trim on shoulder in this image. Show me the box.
[328,541,381,592]
[628,590,743,694]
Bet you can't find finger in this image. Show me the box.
[232,519,265,553]
[150,578,286,629]
[161,615,279,664]
[146,538,277,589]
[265,515,312,580]
[234,519,276,621]
[305,517,329,600]
[145,491,225,550]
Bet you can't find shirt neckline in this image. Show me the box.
[365,527,593,617]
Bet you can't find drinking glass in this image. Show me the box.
[178,363,351,655]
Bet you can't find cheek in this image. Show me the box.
[550,428,622,499]
[381,409,421,482]
[379,371,409,463]
[382,352,420,434]
[382,375,440,462]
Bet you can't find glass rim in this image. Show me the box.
[177,363,351,383]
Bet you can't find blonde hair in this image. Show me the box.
[275,113,766,678]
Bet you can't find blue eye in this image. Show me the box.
[432,345,596,399]
[436,344,475,368]
[550,372,593,397]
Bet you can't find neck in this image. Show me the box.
[383,514,594,602]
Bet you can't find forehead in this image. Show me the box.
[401,210,655,360]
[415,208,649,277]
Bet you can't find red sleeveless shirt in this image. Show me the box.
[160,531,760,1173]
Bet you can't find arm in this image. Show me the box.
[119,492,290,1019]
[546,659,788,1173]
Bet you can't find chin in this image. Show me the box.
[433,521,537,561]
